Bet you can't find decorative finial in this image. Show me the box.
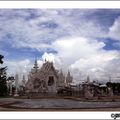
[34,58,38,72]
[87,75,90,83]
[66,69,73,83]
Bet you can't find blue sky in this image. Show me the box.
[0,9,120,83]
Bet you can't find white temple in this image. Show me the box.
[25,59,73,95]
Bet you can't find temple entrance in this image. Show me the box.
[48,76,54,86]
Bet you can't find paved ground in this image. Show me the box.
[1,98,120,111]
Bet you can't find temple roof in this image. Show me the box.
[39,61,58,78]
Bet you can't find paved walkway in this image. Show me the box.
[1,98,120,111]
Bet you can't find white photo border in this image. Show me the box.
[0,1,120,120]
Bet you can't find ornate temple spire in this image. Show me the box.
[22,75,26,87]
[59,69,64,79]
[58,69,65,85]
[86,75,90,83]
[66,70,73,84]
[60,69,63,75]
[34,59,38,72]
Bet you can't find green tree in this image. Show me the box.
[0,54,8,96]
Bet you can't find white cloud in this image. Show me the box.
[109,16,120,41]
[37,60,43,68]
[42,52,55,62]
[0,9,107,52]
[51,36,119,83]
[52,37,105,66]
[5,59,31,79]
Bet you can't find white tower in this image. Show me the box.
[86,75,90,83]
[66,70,73,84]
[58,69,65,86]
[22,75,26,87]
[14,73,19,96]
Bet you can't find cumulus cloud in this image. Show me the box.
[5,59,31,78]
[0,9,106,52]
[109,16,120,41]
[51,36,119,83]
